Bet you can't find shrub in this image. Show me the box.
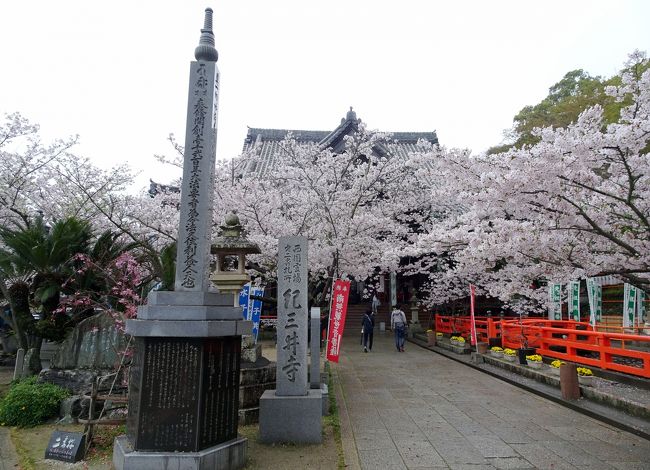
[0,377,70,427]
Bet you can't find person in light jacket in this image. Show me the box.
[391,304,408,352]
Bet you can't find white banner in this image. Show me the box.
[568,281,580,322]
[623,283,637,328]
[548,283,562,320]
[638,289,647,325]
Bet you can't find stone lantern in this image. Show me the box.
[210,211,261,305]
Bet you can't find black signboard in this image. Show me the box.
[128,336,242,452]
[44,430,85,463]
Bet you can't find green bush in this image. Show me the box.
[0,377,69,427]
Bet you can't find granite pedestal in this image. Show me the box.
[113,435,246,470]
[259,389,323,443]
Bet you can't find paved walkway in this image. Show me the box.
[334,332,650,470]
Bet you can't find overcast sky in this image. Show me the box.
[1,1,649,190]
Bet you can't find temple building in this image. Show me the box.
[237,107,438,176]
[236,108,441,328]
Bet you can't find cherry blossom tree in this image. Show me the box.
[415,52,650,311]
[215,126,437,304]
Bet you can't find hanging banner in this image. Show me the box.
[587,278,596,328]
[239,283,251,320]
[568,281,580,322]
[548,283,562,320]
[326,279,351,363]
[595,281,602,321]
[623,283,637,328]
[587,278,603,328]
[638,289,647,325]
[249,285,265,343]
[469,284,478,346]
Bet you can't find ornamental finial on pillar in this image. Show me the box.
[194,8,219,62]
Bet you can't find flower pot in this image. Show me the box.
[548,367,560,376]
[578,375,594,387]
[490,350,503,358]
[504,354,516,362]
[527,361,543,369]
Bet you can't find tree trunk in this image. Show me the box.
[6,281,32,351]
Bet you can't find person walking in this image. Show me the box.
[361,309,375,352]
[391,304,408,352]
[371,292,381,315]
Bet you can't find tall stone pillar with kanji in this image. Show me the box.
[113,8,250,470]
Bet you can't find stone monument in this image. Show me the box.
[113,9,250,470]
[259,236,322,443]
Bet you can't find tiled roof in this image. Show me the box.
[238,111,439,177]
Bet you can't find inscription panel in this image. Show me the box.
[136,337,202,451]
[198,336,240,447]
[130,336,242,452]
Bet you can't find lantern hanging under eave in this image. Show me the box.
[210,211,261,305]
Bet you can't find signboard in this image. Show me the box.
[548,283,562,320]
[45,430,85,463]
[326,279,351,363]
[390,272,397,307]
[568,281,580,322]
[623,283,637,328]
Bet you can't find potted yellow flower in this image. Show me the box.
[490,346,503,357]
[503,348,517,362]
[548,359,565,376]
[577,367,594,386]
[525,354,544,369]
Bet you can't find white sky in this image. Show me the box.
[1,1,649,190]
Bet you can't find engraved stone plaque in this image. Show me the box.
[127,336,241,452]
[276,236,308,396]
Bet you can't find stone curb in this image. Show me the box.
[331,362,361,470]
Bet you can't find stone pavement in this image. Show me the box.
[0,427,19,470]
[333,332,650,470]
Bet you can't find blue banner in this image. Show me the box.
[249,286,264,343]
[239,283,251,320]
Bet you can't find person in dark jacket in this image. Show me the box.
[361,309,375,352]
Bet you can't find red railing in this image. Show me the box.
[435,316,650,378]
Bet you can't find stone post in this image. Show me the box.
[310,307,320,390]
[259,237,322,443]
[113,9,250,470]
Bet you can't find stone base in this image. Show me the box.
[321,383,330,416]
[113,435,246,470]
[259,389,322,444]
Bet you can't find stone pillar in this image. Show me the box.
[310,307,320,390]
[259,237,322,443]
[13,348,24,381]
[113,9,249,470]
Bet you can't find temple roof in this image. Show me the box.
[238,108,438,176]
